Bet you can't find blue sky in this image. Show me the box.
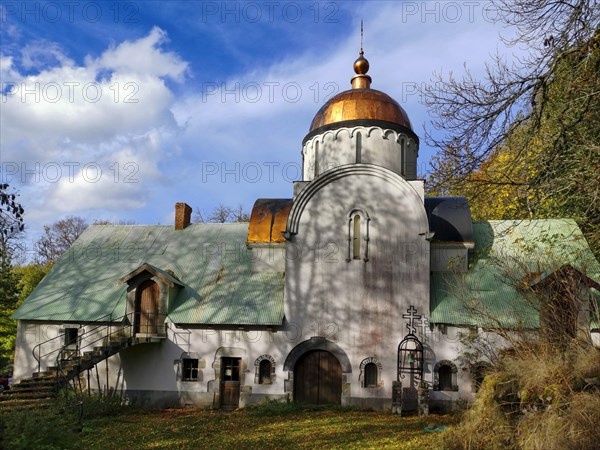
[0,0,512,260]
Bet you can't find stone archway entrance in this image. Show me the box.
[294,350,342,404]
[285,338,351,405]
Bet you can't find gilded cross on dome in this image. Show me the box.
[402,305,422,335]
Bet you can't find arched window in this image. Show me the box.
[359,357,382,388]
[254,355,275,385]
[347,209,370,262]
[364,363,378,388]
[471,362,491,392]
[438,365,452,390]
[259,359,272,384]
[433,360,458,391]
[353,215,361,259]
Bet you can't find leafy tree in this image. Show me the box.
[0,266,19,372]
[35,216,88,264]
[15,263,52,306]
[0,253,20,371]
[423,0,600,254]
[0,183,25,261]
[0,184,24,372]
[0,263,53,372]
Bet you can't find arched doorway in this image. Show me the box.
[134,280,159,335]
[294,350,342,404]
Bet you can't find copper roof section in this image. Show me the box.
[247,199,293,244]
[309,49,412,133]
[309,88,412,132]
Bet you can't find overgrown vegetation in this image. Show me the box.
[424,0,600,256]
[445,342,600,449]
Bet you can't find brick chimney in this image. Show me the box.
[175,202,192,230]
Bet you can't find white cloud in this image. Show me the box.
[0,27,187,243]
[1,4,516,254]
[20,40,74,70]
[167,2,514,208]
[89,27,188,82]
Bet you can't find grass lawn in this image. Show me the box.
[76,408,455,449]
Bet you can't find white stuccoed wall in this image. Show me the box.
[302,126,419,181]
[285,158,431,406]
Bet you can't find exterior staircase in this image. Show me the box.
[0,375,57,411]
[1,314,164,411]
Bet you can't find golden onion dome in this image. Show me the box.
[353,51,369,75]
[308,51,412,133]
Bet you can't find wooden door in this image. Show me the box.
[294,350,342,405]
[220,357,241,410]
[134,280,159,335]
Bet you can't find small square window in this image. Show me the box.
[182,358,199,381]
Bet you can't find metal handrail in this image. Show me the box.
[32,312,119,373]
[33,311,167,382]
[53,311,167,387]
[53,313,130,387]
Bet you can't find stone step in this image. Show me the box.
[0,390,54,401]
[4,384,55,394]
[32,371,53,378]
[0,397,54,411]
[13,335,146,394]
[14,377,55,385]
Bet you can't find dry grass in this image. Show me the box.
[444,343,600,450]
[444,374,513,450]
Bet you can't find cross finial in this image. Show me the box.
[360,19,364,56]
[402,305,422,335]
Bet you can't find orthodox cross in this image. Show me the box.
[420,316,436,344]
[360,20,364,54]
[402,305,422,335]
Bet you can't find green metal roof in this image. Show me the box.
[14,219,598,330]
[430,219,600,329]
[13,223,284,326]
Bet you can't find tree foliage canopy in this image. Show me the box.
[424,0,600,254]
[35,216,89,264]
[0,184,25,372]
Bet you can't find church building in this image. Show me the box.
[11,50,600,412]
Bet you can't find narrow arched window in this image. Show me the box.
[347,209,370,262]
[439,365,453,391]
[434,360,458,391]
[259,359,272,384]
[364,362,377,388]
[353,215,361,259]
